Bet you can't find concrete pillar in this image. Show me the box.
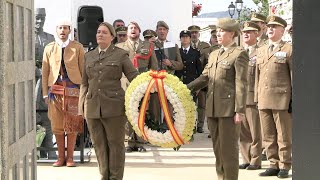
[0,0,36,179]
[293,1,320,179]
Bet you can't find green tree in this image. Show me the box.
[239,0,269,22]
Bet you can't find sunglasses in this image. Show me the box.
[118,34,127,37]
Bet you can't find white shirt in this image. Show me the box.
[182,46,190,54]
[56,39,70,48]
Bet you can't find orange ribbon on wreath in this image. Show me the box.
[137,70,184,146]
[132,44,154,68]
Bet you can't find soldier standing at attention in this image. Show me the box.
[188,18,249,180]
[175,30,202,101]
[115,26,128,44]
[155,21,183,73]
[116,22,158,153]
[206,27,220,138]
[188,25,210,133]
[79,22,139,179]
[112,19,125,44]
[251,13,268,47]
[143,29,157,44]
[239,21,262,171]
[255,15,292,178]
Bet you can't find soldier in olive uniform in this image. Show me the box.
[188,18,249,180]
[35,8,56,159]
[239,21,262,170]
[155,21,183,73]
[143,29,157,43]
[206,27,220,138]
[116,22,158,153]
[255,16,292,178]
[115,26,128,44]
[251,13,268,47]
[79,22,139,179]
[188,25,211,133]
[250,12,268,161]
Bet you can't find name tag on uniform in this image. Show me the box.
[250,56,257,64]
[140,48,149,55]
[274,52,287,60]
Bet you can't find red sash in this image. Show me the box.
[132,43,154,68]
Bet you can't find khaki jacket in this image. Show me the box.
[154,39,183,73]
[203,45,220,67]
[42,41,85,97]
[116,39,158,71]
[79,45,139,119]
[257,34,268,47]
[188,43,249,117]
[193,41,211,65]
[254,41,292,110]
[116,39,158,90]
[246,44,259,105]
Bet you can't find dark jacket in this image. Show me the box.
[175,47,202,84]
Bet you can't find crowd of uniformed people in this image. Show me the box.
[39,9,292,179]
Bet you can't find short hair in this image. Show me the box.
[112,19,125,28]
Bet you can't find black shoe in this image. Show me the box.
[208,134,211,138]
[262,153,267,161]
[277,169,289,178]
[125,146,139,153]
[239,163,250,169]
[138,146,147,152]
[246,165,261,170]
[259,168,280,176]
[197,127,204,133]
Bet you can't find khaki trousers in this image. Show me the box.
[240,105,262,165]
[208,117,240,180]
[48,95,64,134]
[197,90,206,128]
[86,116,126,180]
[259,109,292,170]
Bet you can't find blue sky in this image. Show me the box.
[195,0,258,14]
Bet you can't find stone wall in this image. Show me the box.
[0,0,36,179]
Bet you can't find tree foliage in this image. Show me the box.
[239,0,269,22]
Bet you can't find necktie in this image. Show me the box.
[218,48,225,57]
[269,44,274,54]
[99,51,105,59]
[192,43,196,49]
[183,49,187,54]
[133,42,137,51]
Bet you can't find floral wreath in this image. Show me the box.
[125,70,197,148]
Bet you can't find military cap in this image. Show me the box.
[99,22,116,37]
[251,13,267,23]
[242,21,261,32]
[115,26,127,35]
[266,15,287,28]
[36,8,46,16]
[216,17,240,32]
[143,29,157,38]
[56,19,72,27]
[210,25,217,35]
[128,21,141,32]
[188,25,200,32]
[157,21,169,29]
[179,30,191,38]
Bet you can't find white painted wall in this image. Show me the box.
[35,0,193,44]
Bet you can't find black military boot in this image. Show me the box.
[277,169,289,178]
[259,168,280,176]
